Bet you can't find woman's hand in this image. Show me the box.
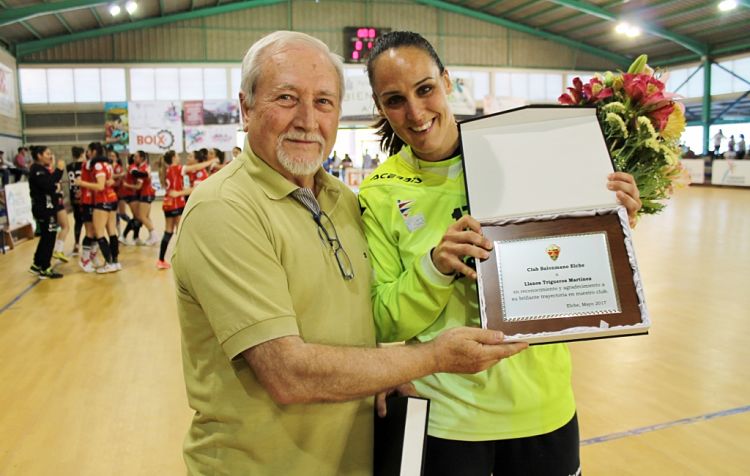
[431,215,492,279]
[608,172,641,228]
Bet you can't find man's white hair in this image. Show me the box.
[240,30,345,108]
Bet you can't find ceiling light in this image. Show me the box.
[125,1,138,14]
[615,21,641,38]
[718,0,737,11]
[109,4,121,16]
[626,26,641,37]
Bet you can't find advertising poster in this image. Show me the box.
[0,62,17,118]
[104,102,129,152]
[128,101,183,153]
[183,100,240,152]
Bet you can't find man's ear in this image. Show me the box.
[239,92,250,132]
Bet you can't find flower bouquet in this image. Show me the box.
[559,55,688,216]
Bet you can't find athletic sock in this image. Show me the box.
[97,237,113,264]
[109,235,119,262]
[54,239,64,253]
[159,232,173,261]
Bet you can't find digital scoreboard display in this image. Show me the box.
[343,27,390,64]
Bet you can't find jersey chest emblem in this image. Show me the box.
[397,199,425,232]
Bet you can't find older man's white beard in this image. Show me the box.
[277,132,326,177]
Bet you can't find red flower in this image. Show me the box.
[623,73,667,108]
[558,77,584,105]
[649,103,675,131]
[583,77,613,103]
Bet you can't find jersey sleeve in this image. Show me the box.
[359,188,454,343]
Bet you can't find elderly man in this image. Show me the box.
[172,31,527,476]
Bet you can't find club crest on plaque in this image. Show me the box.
[546,244,561,261]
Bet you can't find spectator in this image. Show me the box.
[737,134,746,160]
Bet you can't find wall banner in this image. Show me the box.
[128,101,183,153]
[104,102,129,152]
[0,62,17,118]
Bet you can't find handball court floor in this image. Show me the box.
[0,185,748,475]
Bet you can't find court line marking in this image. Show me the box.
[581,404,750,446]
[0,279,41,314]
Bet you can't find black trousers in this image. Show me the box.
[423,414,581,476]
[33,216,57,269]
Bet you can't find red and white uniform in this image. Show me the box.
[113,161,124,197]
[162,164,187,212]
[93,160,117,205]
[138,162,155,198]
[120,162,137,199]
[80,159,94,206]
[187,168,209,188]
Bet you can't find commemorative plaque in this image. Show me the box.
[459,106,649,344]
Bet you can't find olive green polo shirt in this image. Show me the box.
[173,143,376,475]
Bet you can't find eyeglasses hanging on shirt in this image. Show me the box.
[291,187,354,281]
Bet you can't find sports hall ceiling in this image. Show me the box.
[0,0,749,66]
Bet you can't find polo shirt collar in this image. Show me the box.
[238,139,341,205]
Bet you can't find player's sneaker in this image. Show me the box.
[53,251,69,263]
[96,263,118,274]
[71,245,80,257]
[145,235,160,246]
[29,264,43,276]
[38,268,63,279]
[79,259,95,273]
[156,260,171,270]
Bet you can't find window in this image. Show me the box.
[130,68,155,100]
[452,70,490,100]
[179,68,203,100]
[155,68,179,100]
[74,69,101,102]
[231,67,242,99]
[19,69,48,103]
[101,68,126,101]
[203,68,228,100]
[47,68,74,103]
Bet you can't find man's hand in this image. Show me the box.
[429,327,528,374]
[376,382,419,418]
[607,172,641,228]
[432,215,492,279]
[56,159,66,171]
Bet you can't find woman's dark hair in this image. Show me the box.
[30,145,48,161]
[213,148,225,164]
[366,31,446,157]
[137,150,149,163]
[88,141,104,157]
[127,154,135,165]
[71,146,84,158]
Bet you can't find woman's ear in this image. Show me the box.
[442,70,453,95]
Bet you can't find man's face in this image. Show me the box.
[240,42,340,179]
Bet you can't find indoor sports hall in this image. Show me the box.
[1,1,748,475]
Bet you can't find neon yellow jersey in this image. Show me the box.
[358,146,576,441]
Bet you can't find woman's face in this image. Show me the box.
[370,46,458,162]
[207,149,216,160]
[37,148,53,166]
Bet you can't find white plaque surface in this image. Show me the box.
[495,232,621,321]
